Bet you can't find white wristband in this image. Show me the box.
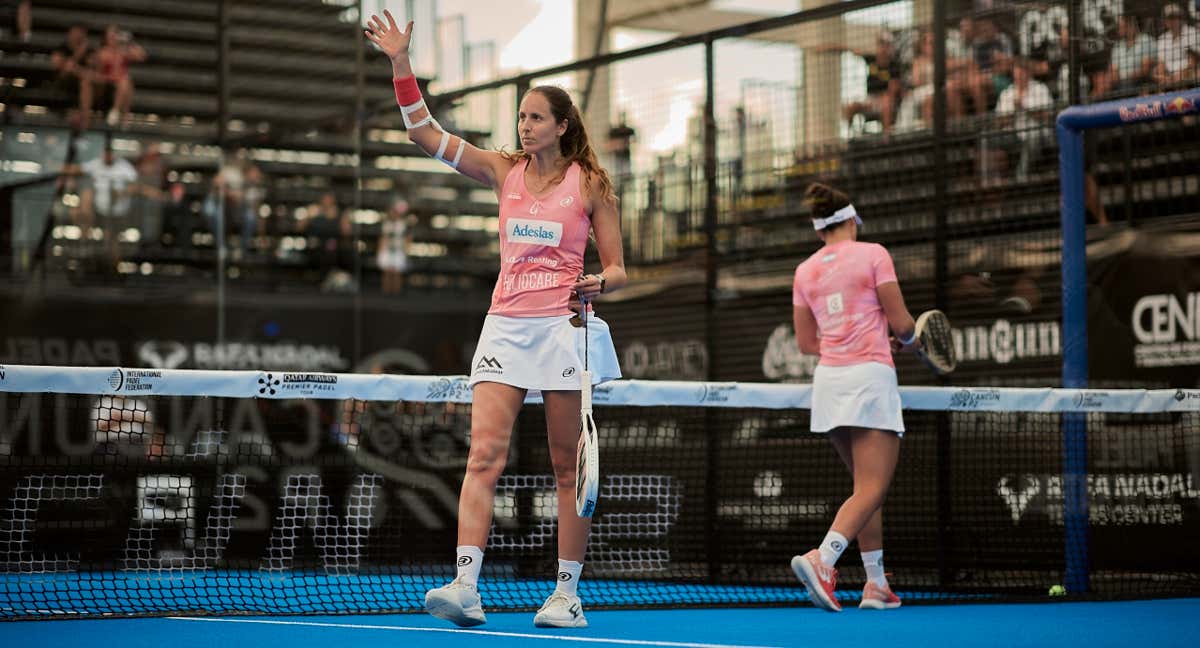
[400,100,434,130]
[898,331,916,345]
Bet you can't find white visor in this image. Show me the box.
[812,205,863,231]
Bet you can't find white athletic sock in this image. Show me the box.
[555,559,584,596]
[818,531,849,567]
[861,549,888,588]
[455,545,484,585]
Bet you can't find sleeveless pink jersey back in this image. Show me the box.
[489,159,590,317]
[792,239,898,367]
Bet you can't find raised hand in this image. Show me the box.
[364,10,413,61]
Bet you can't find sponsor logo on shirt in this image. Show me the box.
[507,192,523,200]
[507,218,563,246]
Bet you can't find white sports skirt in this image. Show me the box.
[810,361,904,436]
[468,313,621,391]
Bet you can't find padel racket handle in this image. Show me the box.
[580,369,593,412]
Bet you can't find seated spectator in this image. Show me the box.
[962,16,1014,115]
[49,25,95,130]
[992,57,1053,182]
[1154,3,1199,88]
[896,29,960,129]
[1100,13,1156,96]
[838,32,903,134]
[92,24,146,128]
[79,143,138,267]
[1024,12,1071,102]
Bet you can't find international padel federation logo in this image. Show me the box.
[107,369,124,390]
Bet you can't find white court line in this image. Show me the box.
[167,616,784,648]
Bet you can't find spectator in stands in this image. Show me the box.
[1025,12,1071,102]
[50,25,94,131]
[79,142,137,267]
[93,24,146,128]
[895,29,956,130]
[203,151,249,256]
[1154,3,1199,88]
[241,161,267,255]
[1100,13,1157,97]
[838,32,903,134]
[993,57,1054,182]
[962,16,1014,115]
[303,191,348,278]
[3,0,31,42]
[160,181,195,248]
[377,197,415,294]
[129,142,166,248]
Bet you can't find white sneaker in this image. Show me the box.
[533,591,588,628]
[424,578,486,627]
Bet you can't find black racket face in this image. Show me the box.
[917,310,956,374]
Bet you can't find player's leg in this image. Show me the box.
[425,381,524,627]
[794,427,899,611]
[533,389,590,628]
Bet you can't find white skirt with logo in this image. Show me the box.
[468,313,621,391]
[810,361,904,436]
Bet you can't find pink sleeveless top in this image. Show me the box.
[792,239,898,367]
[489,159,590,317]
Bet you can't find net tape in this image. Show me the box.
[1,365,1198,413]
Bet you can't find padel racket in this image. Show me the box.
[575,294,600,518]
[912,309,956,375]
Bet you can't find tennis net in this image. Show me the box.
[1,364,1198,618]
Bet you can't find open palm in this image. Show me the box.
[364,10,412,60]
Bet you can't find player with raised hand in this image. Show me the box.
[365,11,625,629]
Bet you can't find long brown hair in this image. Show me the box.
[803,181,852,230]
[504,85,618,206]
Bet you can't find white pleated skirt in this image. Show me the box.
[810,361,905,436]
[468,313,621,391]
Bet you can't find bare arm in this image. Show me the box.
[876,281,916,343]
[125,42,148,64]
[792,305,820,356]
[572,173,626,300]
[365,12,512,194]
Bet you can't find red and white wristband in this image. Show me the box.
[393,75,464,169]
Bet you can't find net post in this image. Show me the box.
[1056,87,1200,595]
[1056,109,1089,596]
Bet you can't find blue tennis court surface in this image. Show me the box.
[3,598,1195,648]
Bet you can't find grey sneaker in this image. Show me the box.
[424,578,486,627]
[533,591,588,628]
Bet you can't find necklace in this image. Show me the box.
[527,160,566,196]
